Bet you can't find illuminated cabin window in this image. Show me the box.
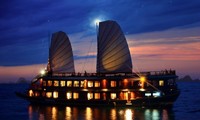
[145,93,151,97]
[43,81,46,86]
[53,91,58,98]
[84,80,87,88]
[87,93,93,100]
[102,79,107,88]
[46,92,52,98]
[29,90,34,97]
[153,92,161,97]
[35,92,40,97]
[74,81,79,87]
[123,79,129,88]
[94,81,100,87]
[130,92,135,100]
[94,93,100,99]
[66,92,72,99]
[47,81,52,86]
[124,92,128,100]
[80,81,84,87]
[111,81,117,87]
[67,81,72,87]
[60,81,65,87]
[110,93,117,99]
[88,81,93,87]
[54,81,59,87]
[159,80,164,86]
[119,92,129,100]
[73,92,79,99]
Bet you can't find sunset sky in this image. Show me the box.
[0,0,200,83]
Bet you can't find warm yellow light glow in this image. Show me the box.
[87,93,93,100]
[66,92,72,99]
[40,69,45,75]
[54,81,59,87]
[86,107,92,120]
[29,90,34,97]
[140,76,146,82]
[110,93,117,99]
[60,81,65,87]
[52,107,57,120]
[111,109,117,120]
[74,81,79,87]
[65,107,72,119]
[84,80,87,88]
[53,91,58,98]
[111,81,117,87]
[88,81,93,87]
[139,88,145,91]
[73,92,79,99]
[125,109,133,120]
[140,76,146,89]
[67,81,72,87]
[34,92,40,97]
[46,92,52,98]
[94,93,100,99]
[94,81,100,87]
[159,80,164,86]
[47,80,52,86]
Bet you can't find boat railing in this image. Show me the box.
[139,69,176,76]
[47,69,176,77]
[49,72,138,77]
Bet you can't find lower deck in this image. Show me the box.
[16,89,180,107]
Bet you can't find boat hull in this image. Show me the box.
[15,90,180,108]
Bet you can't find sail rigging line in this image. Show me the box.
[40,31,49,70]
[81,38,94,73]
[132,66,163,93]
[145,81,163,93]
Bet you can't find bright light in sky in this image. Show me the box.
[90,15,108,28]
[94,19,101,25]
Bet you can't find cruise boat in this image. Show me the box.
[16,20,180,107]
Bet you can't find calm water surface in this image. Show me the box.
[0,82,200,120]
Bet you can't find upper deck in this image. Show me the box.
[38,69,177,81]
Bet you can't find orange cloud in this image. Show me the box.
[126,27,200,79]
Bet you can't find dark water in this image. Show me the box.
[0,82,200,120]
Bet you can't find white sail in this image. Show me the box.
[97,20,132,73]
[48,31,75,73]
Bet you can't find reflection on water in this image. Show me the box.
[125,109,132,120]
[28,105,174,120]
